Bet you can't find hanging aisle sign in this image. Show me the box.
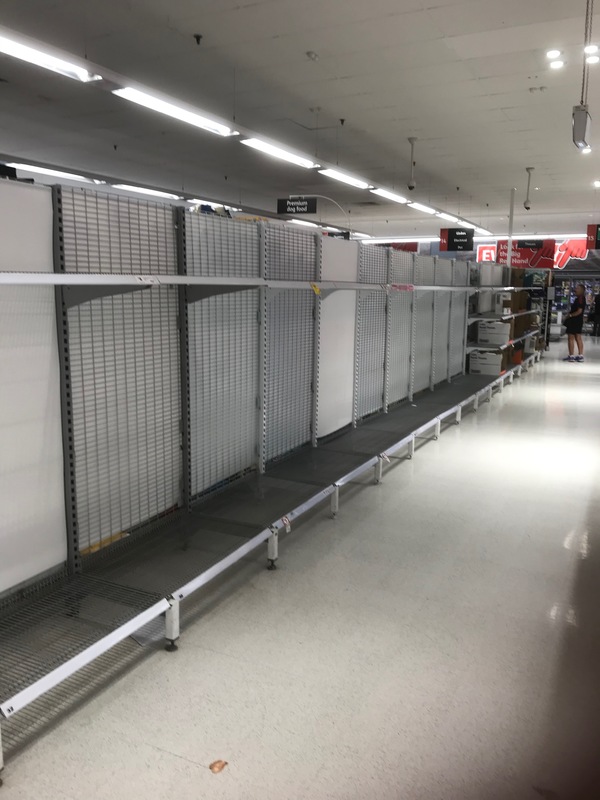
[587,224,600,249]
[439,228,474,252]
[277,197,317,215]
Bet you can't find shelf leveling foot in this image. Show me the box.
[267,527,279,570]
[165,598,180,653]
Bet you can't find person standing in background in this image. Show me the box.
[593,291,600,337]
[563,283,586,362]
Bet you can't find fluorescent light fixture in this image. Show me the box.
[594,180,600,188]
[550,60,564,69]
[584,44,599,54]
[112,87,236,137]
[370,187,408,204]
[6,162,94,182]
[437,212,459,223]
[475,227,493,235]
[318,168,372,189]
[363,236,439,244]
[546,49,561,59]
[408,202,436,214]
[0,34,102,82]
[289,219,319,227]
[586,55,600,64]
[458,220,477,229]
[240,138,318,169]
[324,226,342,232]
[112,184,182,200]
[351,232,372,239]
[582,146,593,154]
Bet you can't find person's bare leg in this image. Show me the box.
[576,334,584,355]
[568,334,575,356]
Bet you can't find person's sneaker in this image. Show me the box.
[575,355,585,362]
[563,355,576,362]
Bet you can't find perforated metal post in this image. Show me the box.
[258,224,267,472]
[374,456,384,484]
[462,291,470,375]
[383,249,392,413]
[408,284,417,403]
[430,258,438,391]
[447,268,454,383]
[176,207,191,512]
[52,186,81,575]
[311,234,322,446]
[165,598,180,652]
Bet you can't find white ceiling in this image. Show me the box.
[0,0,598,236]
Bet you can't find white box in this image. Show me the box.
[476,290,493,313]
[477,320,512,345]
[469,351,507,375]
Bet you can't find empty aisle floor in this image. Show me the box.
[2,343,600,800]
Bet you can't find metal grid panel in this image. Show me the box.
[359,244,388,283]
[186,213,260,277]
[387,293,412,405]
[453,261,469,286]
[414,256,436,286]
[61,188,176,275]
[390,250,414,283]
[0,575,161,705]
[264,225,317,280]
[68,290,181,554]
[355,292,386,419]
[435,259,453,286]
[414,290,434,392]
[189,292,259,497]
[449,292,468,377]
[264,290,314,462]
[433,293,451,384]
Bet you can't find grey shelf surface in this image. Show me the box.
[0,371,513,718]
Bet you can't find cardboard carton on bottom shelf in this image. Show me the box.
[477,319,514,345]
[469,350,509,375]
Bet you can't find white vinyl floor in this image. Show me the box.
[3,342,600,800]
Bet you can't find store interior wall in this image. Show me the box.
[0,182,67,594]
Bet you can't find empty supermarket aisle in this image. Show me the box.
[3,346,600,800]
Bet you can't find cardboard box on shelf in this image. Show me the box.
[511,289,529,313]
[469,350,509,375]
[495,292,512,316]
[477,319,513,345]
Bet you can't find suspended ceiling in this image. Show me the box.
[0,0,597,236]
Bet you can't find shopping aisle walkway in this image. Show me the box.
[3,344,600,800]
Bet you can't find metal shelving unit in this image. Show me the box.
[0,183,546,779]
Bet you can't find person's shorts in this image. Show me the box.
[566,318,584,335]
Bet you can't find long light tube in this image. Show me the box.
[370,188,408,204]
[0,34,102,82]
[113,184,182,200]
[112,87,237,137]
[457,220,477,229]
[437,212,459,223]
[6,163,94,182]
[241,138,318,169]
[289,219,319,227]
[318,168,372,189]
[408,202,437,214]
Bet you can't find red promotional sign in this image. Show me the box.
[477,244,497,262]
[439,229,449,252]
[497,239,556,268]
[390,242,418,252]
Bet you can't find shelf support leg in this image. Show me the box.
[0,720,4,786]
[165,598,180,653]
[267,528,279,570]
[408,436,416,458]
[473,394,479,412]
[455,406,462,425]
[331,485,340,518]
[434,419,441,439]
[374,457,384,484]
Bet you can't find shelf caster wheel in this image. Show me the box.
[165,640,178,653]
[434,436,439,441]
[267,559,277,571]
